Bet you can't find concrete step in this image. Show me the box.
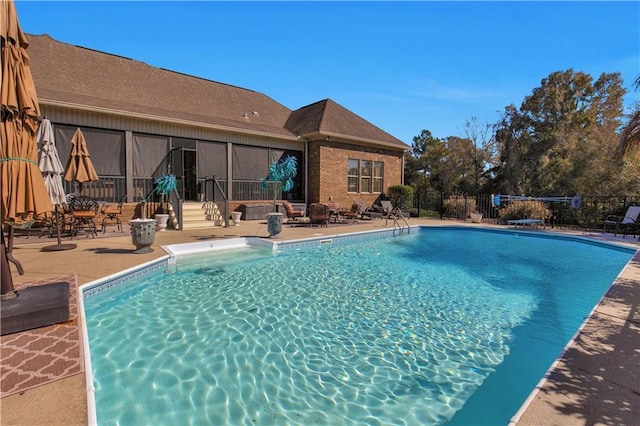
[179,202,227,230]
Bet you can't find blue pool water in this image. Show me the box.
[84,228,634,425]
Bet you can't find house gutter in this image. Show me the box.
[301,130,409,150]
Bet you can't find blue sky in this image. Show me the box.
[16,1,640,145]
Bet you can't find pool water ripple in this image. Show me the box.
[85,229,633,425]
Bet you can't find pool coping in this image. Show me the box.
[507,249,636,425]
[77,225,638,426]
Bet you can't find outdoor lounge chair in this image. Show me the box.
[354,199,382,220]
[603,205,640,238]
[281,200,305,222]
[379,200,395,218]
[506,218,545,229]
[309,203,330,227]
[338,203,361,222]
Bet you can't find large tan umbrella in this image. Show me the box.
[1,0,54,297]
[63,127,98,193]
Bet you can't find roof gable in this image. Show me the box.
[286,99,407,148]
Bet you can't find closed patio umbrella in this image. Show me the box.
[1,0,54,297]
[63,127,98,193]
[38,118,66,205]
[37,118,76,251]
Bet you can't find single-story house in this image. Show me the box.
[27,34,409,223]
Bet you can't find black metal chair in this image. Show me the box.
[101,195,125,233]
[69,195,99,238]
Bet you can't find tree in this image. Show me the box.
[406,126,498,196]
[405,129,449,192]
[461,117,498,194]
[494,69,633,196]
[618,76,640,157]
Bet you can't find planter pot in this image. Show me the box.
[231,211,242,226]
[130,219,156,254]
[155,214,170,231]
[267,212,284,238]
[470,212,483,223]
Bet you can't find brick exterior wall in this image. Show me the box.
[307,139,404,208]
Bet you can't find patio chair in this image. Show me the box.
[338,202,361,222]
[379,200,395,218]
[603,205,640,238]
[101,195,126,233]
[281,200,305,222]
[309,203,330,227]
[69,195,99,238]
[357,199,384,220]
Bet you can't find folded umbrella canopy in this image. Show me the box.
[38,118,66,205]
[1,0,54,297]
[63,127,98,193]
[1,1,52,224]
[38,118,76,251]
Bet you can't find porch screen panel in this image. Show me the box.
[270,149,303,201]
[197,141,227,179]
[232,145,269,180]
[132,134,170,178]
[269,149,285,164]
[54,124,124,175]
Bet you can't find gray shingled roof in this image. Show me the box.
[28,34,407,149]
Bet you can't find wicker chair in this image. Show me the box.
[308,203,330,227]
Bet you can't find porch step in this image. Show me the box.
[179,202,227,230]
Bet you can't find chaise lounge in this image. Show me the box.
[603,205,640,238]
[506,218,545,229]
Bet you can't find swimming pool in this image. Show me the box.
[81,227,635,425]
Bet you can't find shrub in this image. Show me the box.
[388,185,414,211]
[499,200,552,222]
[443,194,477,220]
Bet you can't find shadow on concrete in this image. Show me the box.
[529,273,640,425]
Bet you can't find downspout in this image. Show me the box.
[227,142,233,228]
[402,150,406,185]
[304,138,309,207]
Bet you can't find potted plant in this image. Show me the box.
[152,174,177,231]
[261,156,297,237]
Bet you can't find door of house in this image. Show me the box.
[171,147,198,201]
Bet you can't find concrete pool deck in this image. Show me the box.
[1,218,638,425]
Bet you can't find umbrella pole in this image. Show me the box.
[41,206,77,252]
[1,232,17,300]
[55,205,62,246]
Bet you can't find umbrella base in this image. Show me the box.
[1,282,70,335]
[41,243,77,252]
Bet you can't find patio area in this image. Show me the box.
[1,218,638,425]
